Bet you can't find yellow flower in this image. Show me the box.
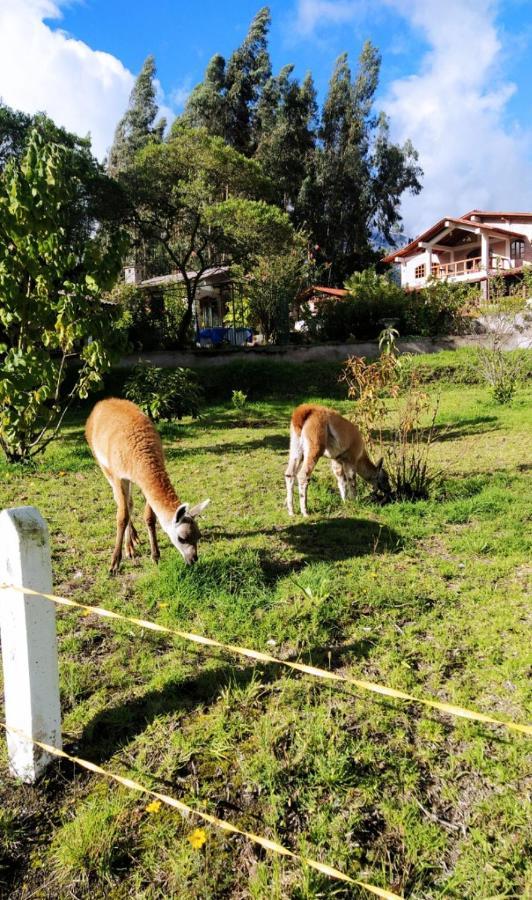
[145,800,162,814]
[188,827,207,849]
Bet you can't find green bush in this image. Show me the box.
[124,363,203,421]
[308,269,478,340]
[111,282,189,351]
[403,278,478,336]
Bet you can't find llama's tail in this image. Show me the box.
[290,403,315,436]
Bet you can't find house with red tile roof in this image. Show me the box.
[382,211,532,294]
[296,284,349,316]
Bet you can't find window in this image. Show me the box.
[511,239,525,259]
[415,263,426,279]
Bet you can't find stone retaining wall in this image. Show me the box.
[117,329,531,370]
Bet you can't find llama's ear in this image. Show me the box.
[376,457,384,471]
[188,498,211,518]
[175,503,189,524]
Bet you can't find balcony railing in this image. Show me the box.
[431,256,517,279]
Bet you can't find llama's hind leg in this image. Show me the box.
[297,447,321,517]
[109,478,130,575]
[285,431,303,516]
[124,481,140,558]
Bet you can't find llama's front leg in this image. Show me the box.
[331,459,347,502]
[344,463,357,499]
[144,502,160,563]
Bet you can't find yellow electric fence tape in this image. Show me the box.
[1,583,531,737]
[0,721,402,900]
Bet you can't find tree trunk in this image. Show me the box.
[176,283,196,348]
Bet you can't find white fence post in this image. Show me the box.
[0,506,62,782]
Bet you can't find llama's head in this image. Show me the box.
[168,499,210,565]
[374,458,392,497]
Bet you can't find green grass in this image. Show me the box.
[0,354,531,899]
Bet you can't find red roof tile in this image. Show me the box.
[300,285,349,299]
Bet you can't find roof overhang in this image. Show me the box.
[382,217,526,264]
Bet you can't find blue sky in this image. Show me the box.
[1,0,532,236]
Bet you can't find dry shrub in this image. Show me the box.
[476,294,530,404]
[339,352,400,444]
[341,351,442,501]
[385,388,442,500]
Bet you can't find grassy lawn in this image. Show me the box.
[0,354,531,899]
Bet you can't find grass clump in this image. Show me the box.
[51,791,138,891]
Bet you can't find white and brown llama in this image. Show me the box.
[285,404,391,516]
[85,398,210,573]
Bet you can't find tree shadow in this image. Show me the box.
[75,638,388,771]
[79,662,251,764]
[75,624,510,778]
[375,415,499,445]
[165,432,287,460]
[195,409,288,432]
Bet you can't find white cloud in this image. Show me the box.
[0,0,134,160]
[294,0,363,36]
[170,78,192,112]
[292,0,532,236]
[382,0,532,236]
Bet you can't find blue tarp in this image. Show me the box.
[198,327,253,346]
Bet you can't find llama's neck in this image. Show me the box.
[357,449,379,485]
[139,465,181,531]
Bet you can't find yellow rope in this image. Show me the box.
[0,721,402,900]
[1,583,530,737]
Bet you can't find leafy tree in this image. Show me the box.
[207,197,294,262]
[124,125,294,346]
[308,269,473,341]
[0,129,128,462]
[0,103,32,168]
[0,102,93,170]
[107,55,166,175]
[183,54,227,137]
[300,42,422,283]
[224,6,271,153]
[255,67,317,213]
[246,235,310,342]
[0,103,130,241]
[183,7,271,154]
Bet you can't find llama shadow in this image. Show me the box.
[280,517,402,563]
